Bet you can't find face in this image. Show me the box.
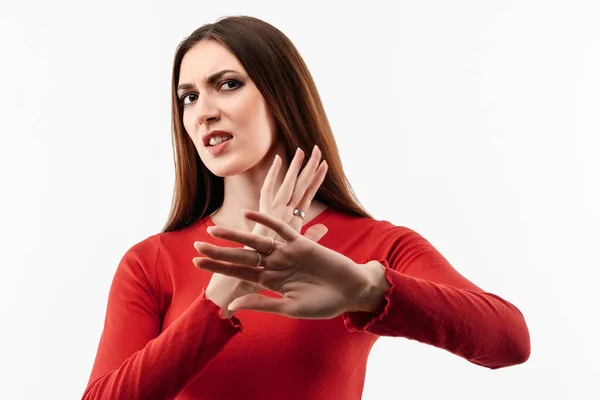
[178,39,278,177]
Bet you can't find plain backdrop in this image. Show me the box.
[1,0,598,399]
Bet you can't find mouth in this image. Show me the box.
[206,135,233,147]
[205,136,233,156]
[203,130,234,147]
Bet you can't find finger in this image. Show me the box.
[303,224,328,243]
[193,257,262,282]
[273,147,304,205]
[288,145,321,207]
[205,226,280,254]
[241,209,298,242]
[295,160,328,213]
[259,154,282,210]
[287,213,303,234]
[194,241,260,267]
[228,293,288,315]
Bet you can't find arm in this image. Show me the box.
[343,221,531,369]
[82,236,243,400]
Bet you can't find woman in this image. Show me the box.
[82,16,531,400]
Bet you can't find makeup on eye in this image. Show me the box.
[180,93,198,106]
[179,79,244,106]
[219,79,243,91]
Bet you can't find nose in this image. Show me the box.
[194,95,220,125]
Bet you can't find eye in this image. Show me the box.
[180,93,198,106]
[219,79,242,91]
[179,80,242,107]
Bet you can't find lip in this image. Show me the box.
[203,130,233,147]
[206,137,232,156]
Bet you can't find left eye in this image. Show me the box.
[219,80,242,91]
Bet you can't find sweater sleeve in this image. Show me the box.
[342,221,531,369]
[82,235,243,400]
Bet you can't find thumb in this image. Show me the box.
[303,223,328,243]
[228,294,287,315]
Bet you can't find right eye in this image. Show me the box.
[180,93,198,106]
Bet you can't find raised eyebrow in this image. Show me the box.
[177,69,239,94]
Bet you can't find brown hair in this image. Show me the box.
[162,15,372,233]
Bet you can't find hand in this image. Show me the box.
[252,145,328,240]
[193,209,372,320]
[196,146,328,318]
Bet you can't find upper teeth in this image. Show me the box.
[209,136,232,146]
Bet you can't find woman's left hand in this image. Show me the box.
[193,209,371,319]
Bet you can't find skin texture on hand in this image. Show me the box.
[195,210,382,320]
[354,261,391,313]
[200,145,328,318]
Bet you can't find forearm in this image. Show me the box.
[83,289,242,399]
[344,262,530,369]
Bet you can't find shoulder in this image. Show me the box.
[115,233,162,284]
[325,207,417,239]
[111,217,208,297]
[332,208,430,254]
[366,216,430,253]
[322,206,374,228]
[155,215,209,249]
[119,233,160,265]
[126,216,208,264]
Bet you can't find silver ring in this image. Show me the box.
[293,208,306,220]
[265,236,274,255]
[255,236,274,267]
[255,251,263,267]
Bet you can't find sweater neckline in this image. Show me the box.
[202,206,333,234]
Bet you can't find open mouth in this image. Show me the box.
[206,137,233,156]
[206,135,233,147]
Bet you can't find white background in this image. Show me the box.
[1,0,598,399]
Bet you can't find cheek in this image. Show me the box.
[230,92,267,125]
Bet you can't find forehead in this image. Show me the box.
[179,40,244,80]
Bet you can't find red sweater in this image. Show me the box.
[82,207,530,399]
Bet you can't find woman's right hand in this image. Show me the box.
[252,145,328,240]
[198,145,328,318]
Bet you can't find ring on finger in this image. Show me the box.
[293,208,306,220]
[265,236,274,255]
[255,236,275,267]
[255,251,264,267]
[255,236,274,268]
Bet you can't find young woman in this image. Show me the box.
[82,15,531,400]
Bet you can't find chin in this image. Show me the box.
[210,169,240,178]
[198,144,270,178]
[203,160,250,178]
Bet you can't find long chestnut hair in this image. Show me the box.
[162,16,372,233]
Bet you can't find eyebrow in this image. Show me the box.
[177,69,239,93]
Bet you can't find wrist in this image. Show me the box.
[355,261,391,313]
[205,286,237,319]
